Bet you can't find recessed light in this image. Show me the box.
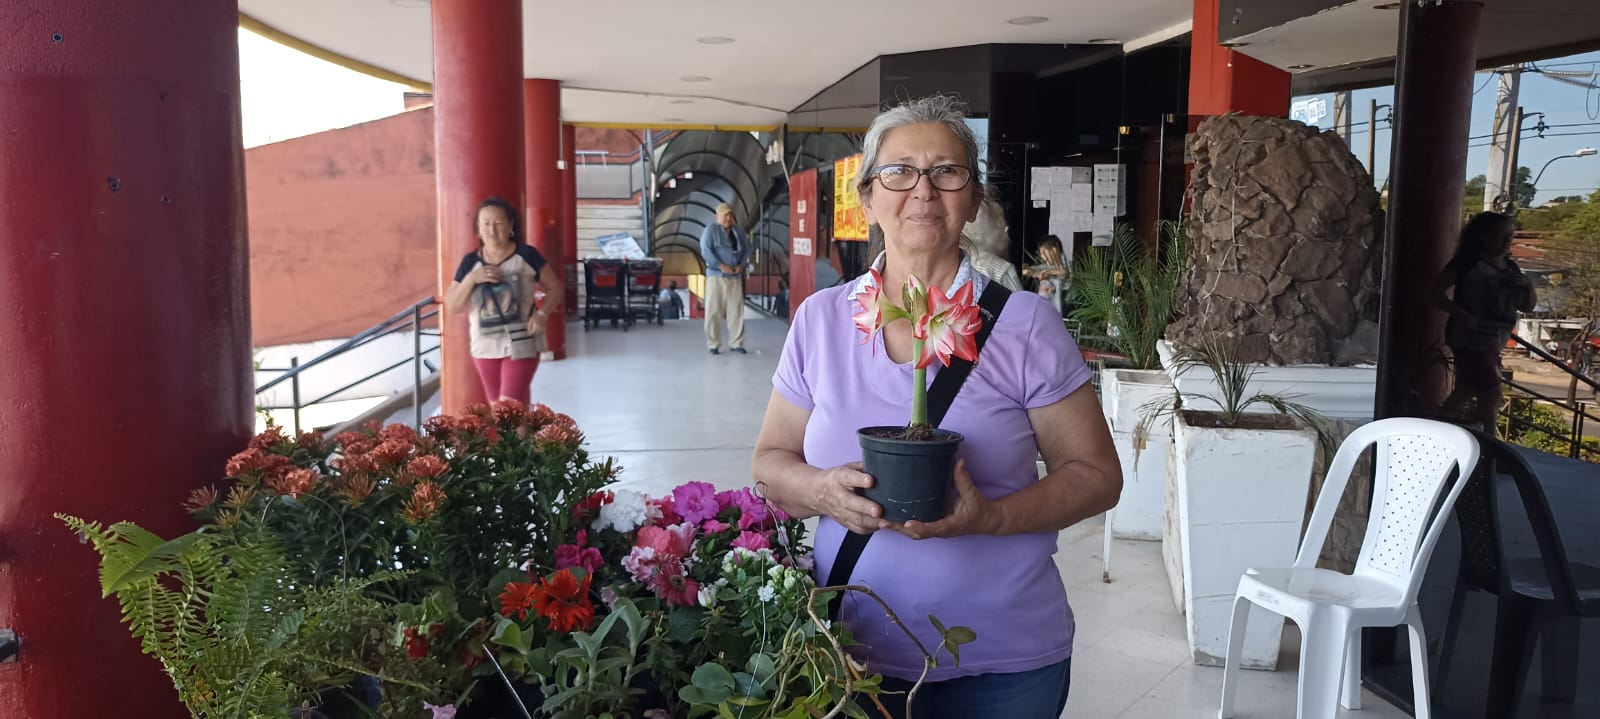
[1087,38,1120,45]
[680,75,711,83]
[1219,40,1249,48]
[663,118,686,123]
[1373,2,1401,9]
[1007,16,1049,26]
[390,0,429,6]
[669,99,695,105]
[698,36,734,45]
[1288,64,1314,70]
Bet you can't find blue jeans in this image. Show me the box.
[863,657,1072,719]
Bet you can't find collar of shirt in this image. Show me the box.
[849,250,984,302]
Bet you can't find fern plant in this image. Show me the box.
[1067,221,1188,370]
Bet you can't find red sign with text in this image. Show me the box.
[789,168,818,319]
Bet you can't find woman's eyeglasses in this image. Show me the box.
[866,164,973,192]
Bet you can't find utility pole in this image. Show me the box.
[1484,65,1522,212]
[1333,91,1353,148]
[1505,106,1525,212]
[1367,98,1378,173]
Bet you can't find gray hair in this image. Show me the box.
[854,94,983,203]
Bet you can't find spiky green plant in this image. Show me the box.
[1066,221,1188,370]
[1133,337,1334,464]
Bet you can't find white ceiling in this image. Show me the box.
[237,0,1193,127]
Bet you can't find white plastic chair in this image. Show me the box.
[1217,418,1480,719]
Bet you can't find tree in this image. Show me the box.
[1462,166,1535,218]
[1545,189,1600,319]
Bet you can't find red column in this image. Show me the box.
[433,0,525,412]
[0,2,252,717]
[524,79,566,359]
[1188,0,1291,118]
[562,124,580,327]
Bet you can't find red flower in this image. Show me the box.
[334,452,379,476]
[491,399,529,428]
[184,485,218,514]
[379,423,419,445]
[571,490,614,523]
[266,468,318,499]
[423,415,457,437]
[852,268,894,341]
[525,403,559,431]
[336,475,376,506]
[371,439,413,468]
[295,430,324,451]
[499,581,540,621]
[407,455,449,480]
[555,543,604,574]
[914,282,981,369]
[247,426,287,451]
[535,424,582,449]
[403,626,429,660]
[225,448,267,478]
[402,481,447,522]
[532,569,595,633]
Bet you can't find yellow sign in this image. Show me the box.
[833,155,868,242]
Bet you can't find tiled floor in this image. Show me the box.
[531,316,1413,719]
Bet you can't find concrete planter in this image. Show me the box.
[1156,340,1377,420]
[1172,412,1317,669]
[1099,368,1174,541]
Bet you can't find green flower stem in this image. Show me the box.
[911,338,927,427]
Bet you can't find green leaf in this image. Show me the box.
[927,614,948,636]
[692,662,737,692]
[491,617,531,653]
[732,671,768,700]
[944,626,977,645]
[745,652,778,689]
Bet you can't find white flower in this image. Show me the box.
[593,489,651,533]
[698,583,720,608]
[793,553,815,571]
[757,584,776,603]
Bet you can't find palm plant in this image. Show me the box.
[1066,221,1188,370]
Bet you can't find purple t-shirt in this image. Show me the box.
[772,278,1091,681]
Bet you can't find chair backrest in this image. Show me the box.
[1295,418,1479,604]
[1472,433,1586,614]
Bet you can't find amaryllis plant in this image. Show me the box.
[853,269,984,427]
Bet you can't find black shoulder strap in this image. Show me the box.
[826,281,1012,620]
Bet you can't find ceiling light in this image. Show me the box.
[680,75,711,83]
[663,118,686,123]
[1288,64,1314,70]
[1219,40,1249,48]
[1087,38,1120,45]
[1007,16,1049,26]
[390,0,429,6]
[698,36,735,45]
[669,99,695,105]
[1373,2,1401,9]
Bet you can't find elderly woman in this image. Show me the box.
[753,96,1120,718]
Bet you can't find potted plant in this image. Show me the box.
[1137,339,1330,669]
[850,270,983,522]
[1067,221,1188,540]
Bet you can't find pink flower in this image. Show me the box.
[714,489,741,511]
[650,495,682,526]
[672,482,720,525]
[555,543,604,573]
[625,523,701,606]
[702,519,730,534]
[852,268,890,341]
[635,523,696,556]
[424,702,457,719]
[732,531,770,551]
[914,282,981,369]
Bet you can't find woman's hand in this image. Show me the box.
[815,463,885,534]
[888,459,999,540]
[472,264,502,285]
[525,310,546,335]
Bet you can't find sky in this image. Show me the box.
[1292,50,1600,207]
[236,27,1600,206]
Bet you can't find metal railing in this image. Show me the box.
[255,297,442,433]
[1499,335,1600,461]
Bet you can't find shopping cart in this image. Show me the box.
[583,258,629,330]
[625,258,664,326]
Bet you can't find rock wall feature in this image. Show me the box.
[1168,115,1383,366]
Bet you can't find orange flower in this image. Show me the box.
[295,430,324,451]
[334,452,379,475]
[499,581,540,621]
[526,403,559,430]
[371,439,412,468]
[533,569,595,633]
[402,481,447,523]
[379,423,419,445]
[247,426,287,451]
[535,424,582,449]
[407,455,449,480]
[266,468,319,499]
[335,431,376,456]
[225,448,266,478]
[491,399,530,428]
[336,475,377,506]
[184,486,219,514]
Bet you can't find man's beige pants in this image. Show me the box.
[704,275,745,350]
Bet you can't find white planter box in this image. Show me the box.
[1174,415,1317,669]
[1100,368,1173,541]
[1156,340,1377,420]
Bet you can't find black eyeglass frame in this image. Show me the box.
[862,163,976,193]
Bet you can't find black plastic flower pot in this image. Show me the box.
[857,427,963,523]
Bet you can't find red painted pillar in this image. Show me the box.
[432,0,525,412]
[562,124,580,325]
[0,2,252,717]
[1188,0,1291,118]
[524,79,566,360]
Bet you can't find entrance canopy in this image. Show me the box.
[237,0,1193,127]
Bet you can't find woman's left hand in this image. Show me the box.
[525,311,546,335]
[887,459,1001,540]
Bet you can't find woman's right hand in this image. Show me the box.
[473,264,501,284]
[815,463,884,534]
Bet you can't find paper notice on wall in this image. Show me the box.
[1091,212,1115,246]
[1069,184,1093,213]
[1072,212,1093,233]
[1047,210,1072,240]
[1030,167,1052,201]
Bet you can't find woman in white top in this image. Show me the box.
[443,197,564,403]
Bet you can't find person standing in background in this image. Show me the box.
[701,203,751,354]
